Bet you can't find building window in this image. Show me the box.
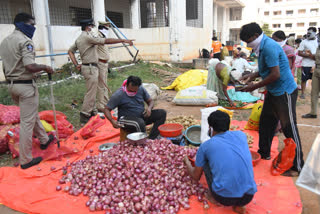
[265,0,270,3]
[0,0,32,24]
[272,24,281,28]
[264,11,269,16]
[297,23,305,27]
[274,0,282,2]
[140,0,169,28]
[298,9,306,14]
[310,8,319,14]
[309,22,317,27]
[285,23,292,28]
[230,7,242,21]
[273,11,282,15]
[49,0,91,26]
[106,11,123,28]
[186,0,203,28]
[286,10,293,15]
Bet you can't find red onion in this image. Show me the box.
[56,186,62,191]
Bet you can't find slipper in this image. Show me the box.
[281,169,299,177]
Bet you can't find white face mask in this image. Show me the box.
[208,127,214,138]
[99,29,109,38]
[307,31,316,40]
[277,40,286,47]
[247,33,264,56]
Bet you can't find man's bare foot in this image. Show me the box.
[232,206,246,214]
[204,191,222,206]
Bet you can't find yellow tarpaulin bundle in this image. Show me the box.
[40,120,55,132]
[161,69,208,91]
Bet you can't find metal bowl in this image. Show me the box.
[99,143,117,152]
[127,132,148,145]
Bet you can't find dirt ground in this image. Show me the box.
[1,88,320,214]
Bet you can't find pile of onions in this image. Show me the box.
[57,139,209,213]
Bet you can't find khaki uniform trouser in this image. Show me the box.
[81,65,99,116]
[97,61,109,111]
[310,68,320,115]
[8,82,49,165]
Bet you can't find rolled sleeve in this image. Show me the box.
[86,35,105,45]
[297,41,305,52]
[106,91,121,110]
[69,43,77,53]
[195,145,206,167]
[21,41,35,66]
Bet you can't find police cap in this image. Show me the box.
[79,19,94,27]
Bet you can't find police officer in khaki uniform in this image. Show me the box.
[302,44,320,118]
[0,13,55,169]
[68,19,134,124]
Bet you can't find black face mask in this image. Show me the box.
[15,22,36,39]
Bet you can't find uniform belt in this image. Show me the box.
[99,59,108,63]
[7,80,34,84]
[82,63,98,67]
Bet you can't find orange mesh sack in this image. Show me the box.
[244,102,263,131]
[271,138,296,176]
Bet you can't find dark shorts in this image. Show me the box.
[301,67,313,82]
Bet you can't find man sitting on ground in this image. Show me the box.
[184,110,257,214]
[103,76,166,139]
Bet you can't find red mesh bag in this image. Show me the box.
[0,104,20,125]
[80,115,105,139]
[271,138,296,176]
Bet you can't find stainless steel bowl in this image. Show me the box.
[99,143,117,152]
[127,132,148,145]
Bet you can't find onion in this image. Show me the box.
[56,186,62,191]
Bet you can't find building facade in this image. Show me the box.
[0,0,246,81]
[259,0,320,38]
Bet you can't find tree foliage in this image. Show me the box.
[261,23,273,37]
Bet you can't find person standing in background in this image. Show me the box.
[287,33,295,48]
[298,27,318,100]
[221,44,229,60]
[211,37,222,60]
[295,39,303,90]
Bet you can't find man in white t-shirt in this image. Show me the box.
[298,27,318,100]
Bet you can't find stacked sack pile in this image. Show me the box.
[0,104,74,158]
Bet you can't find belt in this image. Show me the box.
[99,59,108,63]
[7,80,34,84]
[82,63,98,67]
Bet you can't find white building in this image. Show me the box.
[0,0,248,81]
[258,0,320,38]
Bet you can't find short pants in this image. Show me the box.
[301,67,313,82]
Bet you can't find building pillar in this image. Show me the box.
[32,0,51,65]
[213,1,218,37]
[169,0,186,62]
[222,7,228,44]
[131,0,140,29]
[92,0,106,24]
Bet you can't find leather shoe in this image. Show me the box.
[302,113,317,119]
[40,134,55,150]
[21,157,43,169]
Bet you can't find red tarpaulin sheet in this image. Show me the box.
[0,120,302,214]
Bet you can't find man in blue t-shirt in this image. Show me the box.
[103,76,166,139]
[184,110,257,214]
[239,23,304,175]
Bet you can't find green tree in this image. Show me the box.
[261,24,273,37]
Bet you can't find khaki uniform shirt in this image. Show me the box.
[97,32,111,61]
[0,30,35,80]
[69,31,105,64]
[315,47,320,77]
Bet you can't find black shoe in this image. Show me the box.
[40,134,55,150]
[261,156,271,160]
[20,157,43,169]
[302,113,317,119]
[80,112,91,124]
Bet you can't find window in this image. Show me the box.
[272,24,281,28]
[285,23,292,28]
[0,0,32,24]
[274,0,282,2]
[265,0,270,3]
[309,22,317,27]
[297,23,305,27]
[264,11,269,16]
[273,11,282,15]
[186,0,203,28]
[140,0,169,28]
[69,7,91,26]
[298,9,306,14]
[230,8,242,21]
[311,8,319,14]
[286,10,293,15]
[106,11,123,28]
